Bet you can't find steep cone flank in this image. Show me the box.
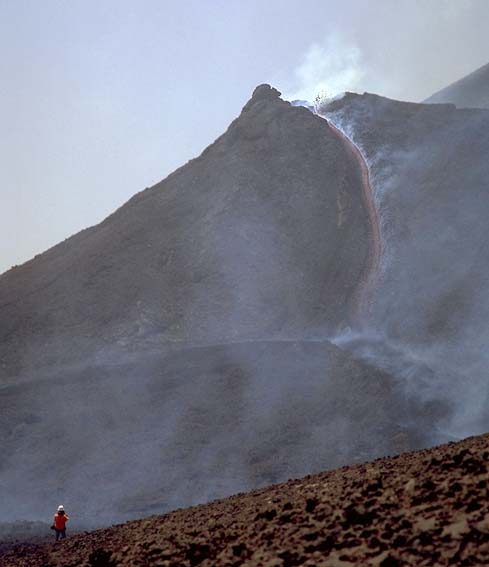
[2,433,489,566]
[0,84,372,379]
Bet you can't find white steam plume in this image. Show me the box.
[284,33,366,102]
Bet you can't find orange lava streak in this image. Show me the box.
[326,120,382,327]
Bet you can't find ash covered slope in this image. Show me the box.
[323,93,489,437]
[324,93,489,344]
[0,85,370,380]
[3,433,489,567]
[424,61,489,109]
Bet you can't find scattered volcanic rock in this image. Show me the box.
[424,61,489,109]
[2,432,489,566]
[0,522,52,555]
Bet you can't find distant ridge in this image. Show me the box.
[424,61,489,108]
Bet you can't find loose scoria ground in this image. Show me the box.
[2,433,489,566]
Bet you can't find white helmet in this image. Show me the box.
[58,505,64,512]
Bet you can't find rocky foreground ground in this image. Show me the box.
[2,433,489,566]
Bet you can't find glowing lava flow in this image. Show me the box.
[324,119,382,327]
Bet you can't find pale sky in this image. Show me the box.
[1,0,489,274]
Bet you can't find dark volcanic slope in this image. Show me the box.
[424,61,489,109]
[3,433,489,567]
[0,85,371,380]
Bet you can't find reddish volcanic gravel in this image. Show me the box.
[2,433,489,566]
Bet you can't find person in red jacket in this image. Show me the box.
[53,505,69,541]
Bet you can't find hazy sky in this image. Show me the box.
[1,0,489,274]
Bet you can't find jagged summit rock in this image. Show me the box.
[240,83,283,113]
[251,83,282,100]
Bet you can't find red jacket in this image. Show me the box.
[54,513,69,530]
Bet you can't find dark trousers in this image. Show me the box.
[55,529,66,541]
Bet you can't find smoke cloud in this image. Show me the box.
[280,0,489,106]
[283,33,366,101]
